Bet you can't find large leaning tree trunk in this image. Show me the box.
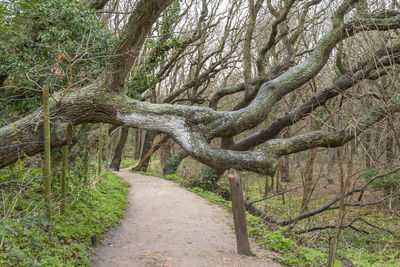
[110,126,129,171]
[0,0,173,167]
[133,134,169,172]
[1,1,400,178]
[132,130,158,172]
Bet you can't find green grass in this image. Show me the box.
[119,158,139,169]
[0,171,129,266]
[341,247,400,267]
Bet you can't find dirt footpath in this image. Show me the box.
[90,169,282,267]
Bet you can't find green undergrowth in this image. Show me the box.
[337,218,400,266]
[119,158,139,169]
[341,248,400,267]
[159,173,336,266]
[191,187,340,266]
[136,166,400,266]
[0,170,129,266]
[235,173,400,266]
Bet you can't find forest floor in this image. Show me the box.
[90,166,282,267]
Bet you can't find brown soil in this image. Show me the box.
[90,168,282,267]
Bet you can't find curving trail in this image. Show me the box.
[91,168,282,267]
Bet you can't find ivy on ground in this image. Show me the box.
[0,171,129,266]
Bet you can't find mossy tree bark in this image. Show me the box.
[0,2,400,177]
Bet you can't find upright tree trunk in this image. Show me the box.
[275,166,280,193]
[133,130,158,172]
[328,148,348,266]
[386,119,395,164]
[363,95,373,169]
[347,141,355,179]
[371,131,380,166]
[110,126,129,171]
[133,134,169,172]
[327,149,335,184]
[281,130,290,182]
[280,155,290,182]
[364,132,372,169]
[134,128,142,160]
[264,176,270,197]
[301,147,315,213]
[160,139,173,172]
[301,118,316,213]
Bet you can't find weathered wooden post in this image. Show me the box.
[42,85,52,221]
[105,124,109,169]
[98,123,103,177]
[228,168,251,255]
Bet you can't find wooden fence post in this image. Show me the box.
[228,168,251,255]
[105,124,109,169]
[98,123,103,177]
[43,85,52,221]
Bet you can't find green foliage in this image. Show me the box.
[165,165,220,192]
[0,167,129,266]
[165,156,182,175]
[190,167,218,191]
[119,158,139,169]
[68,124,95,181]
[164,173,190,187]
[363,165,400,193]
[0,0,116,114]
[190,187,231,206]
[337,211,400,266]
[245,213,334,266]
[341,247,400,266]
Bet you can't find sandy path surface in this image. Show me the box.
[91,169,282,267]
